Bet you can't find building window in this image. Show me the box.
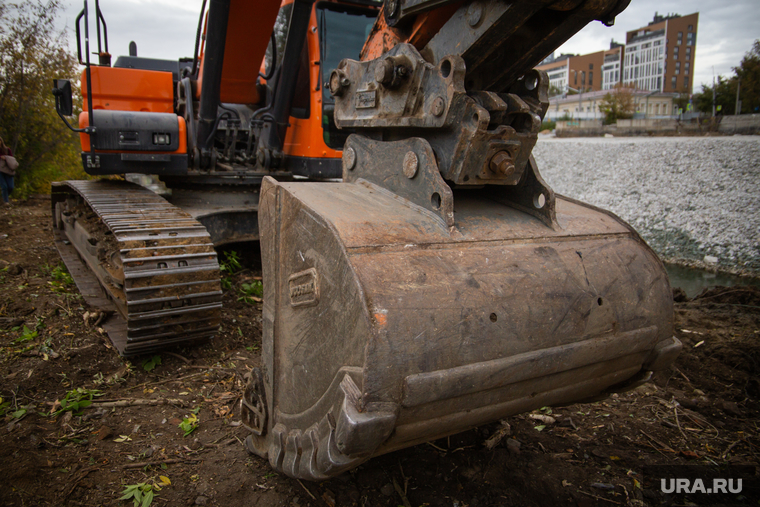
[685,62,690,74]
[663,104,668,115]
[687,32,694,46]
[677,31,683,45]
[675,61,680,75]
[589,63,593,70]
[688,24,693,31]
[686,47,691,60]
[671,76,676,89]
[589,71,593,86]
[684,76,689,89]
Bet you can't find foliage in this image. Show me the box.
[238,280,263,304]
[0,396,11,416]
[12,325,38,345]
[694,40,760,115]
[220,250,242,290]
[695,76,738,115]
[220,250,242,274]
[179,409,200,436]
[47,263,73,292]
[598,85,635,124]
[120,476,170,507]
[120,483,155,507]
[0,0,87,198]
[547,84,563,98]
[540,119,556,131]
[141,355,162,372]
[53,387,103,416]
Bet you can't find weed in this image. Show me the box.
[12,325,37,345]
[178,412,199,436]
[0,396,11,416]
[220,251,242,290]
[53,387,103,416]
[13,316,47,344]
[141,355,162,372]
[120,482,157,507]
[238,281,263,304]
[220,250,242,274]
[48,263,74,293]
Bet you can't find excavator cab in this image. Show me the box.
[52,0,680,480]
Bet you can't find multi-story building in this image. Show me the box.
[537,50,606,95]
[601,42,624,90]
[537,12,698,96]
[623,12,698,93]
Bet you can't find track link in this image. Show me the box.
[52,180,223,356]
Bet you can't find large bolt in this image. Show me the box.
[431,96,446,117]
[343,147,357,172]
[489,151,515,177]
[467,2,483,27]
[329,69,350,97]
[375,58,395,86]
[403,151,419,179]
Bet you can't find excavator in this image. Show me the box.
[52,0,681,480]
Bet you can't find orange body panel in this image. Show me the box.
[82,67,174,113]
[78,113,187,155]
[218,0,281,104]
[282,5,342,161]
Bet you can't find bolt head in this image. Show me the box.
[489,151,515,177]
[467,2,483,26]
[403,151,419,179]
[329,70,349,96]
[343,147,357,172]
[375,58,394,85]
[432,96,446,117]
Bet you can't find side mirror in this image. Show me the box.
[53,79,73,117]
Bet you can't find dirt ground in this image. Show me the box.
[0,198,758,507]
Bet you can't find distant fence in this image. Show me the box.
[718,114,760,135]
[554,114,760,137]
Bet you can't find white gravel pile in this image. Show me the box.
[532,136,760,274]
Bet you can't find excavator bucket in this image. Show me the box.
[242,136,681,480]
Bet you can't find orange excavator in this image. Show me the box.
[52,0,680,479]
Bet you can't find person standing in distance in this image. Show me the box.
[0,137,15,205]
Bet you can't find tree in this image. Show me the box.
[694,76,736,115]
[0,0,86,197]
[598,84,635,124]
[735,40,760,114]
[694,40,760,115]
[547,84,563,98]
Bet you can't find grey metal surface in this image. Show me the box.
[52,180,222,356]
[242,174,677,480]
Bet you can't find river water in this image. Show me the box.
[665,263,760,298]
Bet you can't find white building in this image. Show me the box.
[623,29,666,91]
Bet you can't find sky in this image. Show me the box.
[59,0,759,94]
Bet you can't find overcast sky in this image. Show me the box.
[59,0,758,93]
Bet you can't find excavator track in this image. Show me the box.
[51,180,223,356]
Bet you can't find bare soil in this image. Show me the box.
[0,198,758,507]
